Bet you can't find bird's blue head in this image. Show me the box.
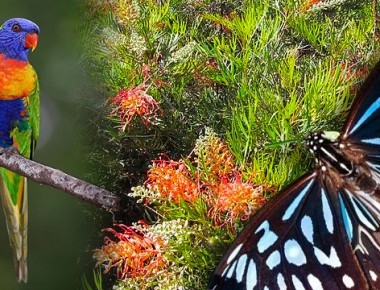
[0,18,39,61]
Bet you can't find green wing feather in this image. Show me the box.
[29,80,40,157]
[0,72,39,283]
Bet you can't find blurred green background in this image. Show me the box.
[0,1,101,289]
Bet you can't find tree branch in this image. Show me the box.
[0,147,120,212]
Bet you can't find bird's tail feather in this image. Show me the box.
[0,170,28,283]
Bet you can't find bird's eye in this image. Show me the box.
[12,24,21,32]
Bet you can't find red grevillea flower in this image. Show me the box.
[94,223,168,280]
[110,84,163,130]
[146,157,199,203]
[209,174,269,227]
[195,133,236,180]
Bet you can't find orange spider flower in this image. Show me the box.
[195,134,236,180]
[110,84,163,130]
[146,157,199,203]
[94,223,168,280]
[209,174,269,227]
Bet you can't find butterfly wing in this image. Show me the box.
[334,61,380,289]
[209,61,380,290]
[208,172,369,290]
[336,187,380,289]
[342,61,380,148]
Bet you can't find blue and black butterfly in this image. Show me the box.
[208,61,380,290]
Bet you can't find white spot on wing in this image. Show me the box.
[284,239,307,266]
[246,259,257,290]
[282,179,314,221]
[292,275,306,290]
[226,243,243,264]
[301,215,314,244]
[307,274,324,290]
[226,260,237,279]
[266,250,281,270]
[255,221,278,253]
[342,274,354,288]
[313,246,341,268]
[362,138,380,145]
[321,189,334,234]
[277,273,287,290]
[235,254,247,283]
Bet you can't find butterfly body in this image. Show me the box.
[308,132,379,195]
[208,62,380,290]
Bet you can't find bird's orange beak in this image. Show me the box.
[25,32,38,52]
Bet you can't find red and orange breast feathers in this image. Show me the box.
[0,54,37,100]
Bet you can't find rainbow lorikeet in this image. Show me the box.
[0,18,40,282]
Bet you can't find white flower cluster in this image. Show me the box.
[129,32,147,55]
[168,41,197,64]
[148,219,192,245]
[127,185,158,203]
[101,27,127,50]
[194,127,217,155]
